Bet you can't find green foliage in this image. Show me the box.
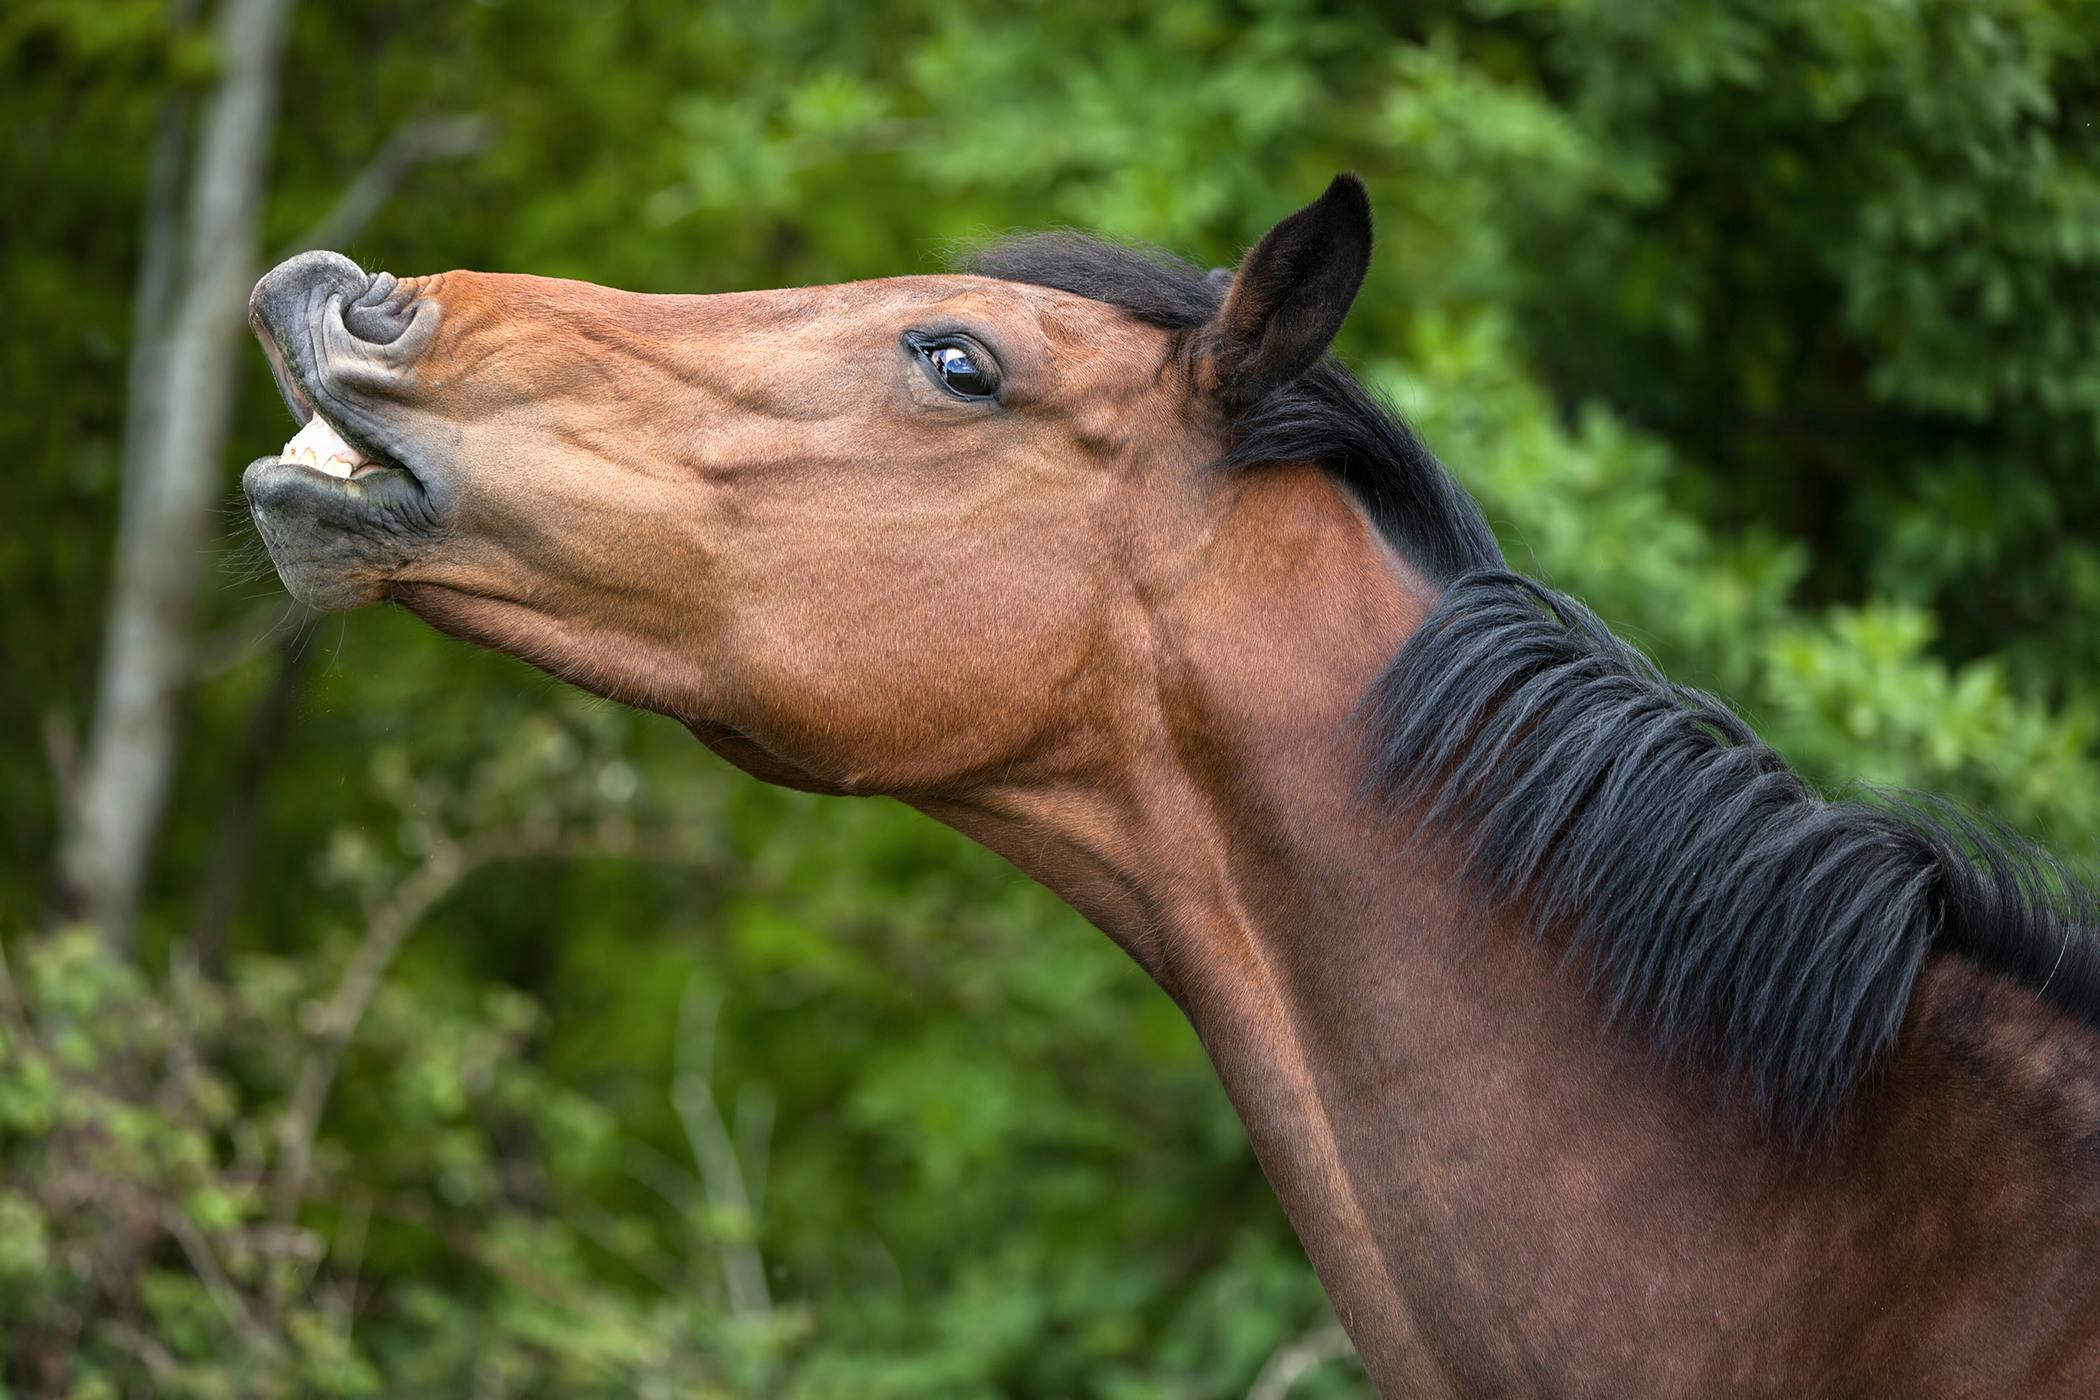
[6,0,2100,1393]
[0,696,1339,1394]
[1394,307,2100,849]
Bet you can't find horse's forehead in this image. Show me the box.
[743,273,1154,342]
[419,269,1155,355]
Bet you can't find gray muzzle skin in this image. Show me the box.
[242,251,453,610]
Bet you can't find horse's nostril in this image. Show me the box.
[343,272,414,346]
[250,250,368,333]
[351,272,396,309]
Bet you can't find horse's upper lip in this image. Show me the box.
[247,250,425,479]
[249,250,366,422]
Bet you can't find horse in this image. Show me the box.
[242,175,2100,1396]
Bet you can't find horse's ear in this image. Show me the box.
[1202,173,1372,398]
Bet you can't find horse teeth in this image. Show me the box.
[278,414,373,477]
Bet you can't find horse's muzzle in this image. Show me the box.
[242,251,451,610]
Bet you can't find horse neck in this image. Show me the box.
[903,454,2100,1397]
[913,464,1754,1387]
[920,462,2100,1393]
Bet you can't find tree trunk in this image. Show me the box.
[59,0,297,953]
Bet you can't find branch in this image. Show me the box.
[673,980,772,1318]
[1246,1320,1356,1400]
[733,1081,775,1222]
[101,1319,183,1389]
[271,825,702,1227]
[163,1202,283,1358]
[270,831,469,1227]
[278,115,491,257]
[326,1193,370,1354]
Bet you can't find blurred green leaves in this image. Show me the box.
[8,0,2100,1393]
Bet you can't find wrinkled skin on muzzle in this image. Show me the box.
[245,251,453,609]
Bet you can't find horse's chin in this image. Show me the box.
[242,450,445,610]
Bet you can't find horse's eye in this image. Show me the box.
[926,343,995,398]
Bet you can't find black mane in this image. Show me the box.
[974,233,2100,1133]
[1363,574,2100,1131]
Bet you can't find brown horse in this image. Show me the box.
[243,176,2100,1396]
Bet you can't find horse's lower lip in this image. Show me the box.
[243,455,434,527]
[242,453,446,610]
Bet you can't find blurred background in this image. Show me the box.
[6,1,2100,1394]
